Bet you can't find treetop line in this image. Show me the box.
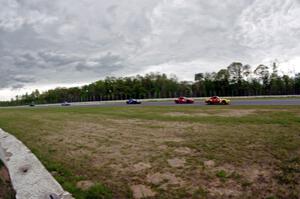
[1,62,300,106]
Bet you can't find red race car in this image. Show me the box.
[175,96,194,104]
[205,96,230,105]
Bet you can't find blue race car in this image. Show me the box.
[126,99,141,104]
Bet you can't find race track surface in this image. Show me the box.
[93,99,300,107]
[29,99,300,108]
[5,99,300,109]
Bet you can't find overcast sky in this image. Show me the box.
[1,0,300,100]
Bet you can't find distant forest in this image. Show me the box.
[1,62,300,106]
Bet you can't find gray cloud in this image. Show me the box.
[75,52,125,73]
[0,70,36,89]
[12,75,35,83]
[11,84,25,90]
[0,0,300,99]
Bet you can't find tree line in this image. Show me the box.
[1,62,300,106]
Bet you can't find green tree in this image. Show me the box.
[254,64,270,94]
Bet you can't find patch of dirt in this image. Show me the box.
[164,109,257,117]
[212,163,238,175]
[167,158,186,168]
[213,163,274,184]
[132,162,151,172]
[204,160,215,168]
[146,172,184,186]
[130,185,156,199]
[242,165,274,183]
[76,180,95,191]
[165,112,212,117]
[215,109,257,117]
[158,145,168,150]
[205,175,244,198]
[204,162,282,198]
[0,163,15,199]
[164,112,192,117]
[207,186,242,198]
[174,147,192,154]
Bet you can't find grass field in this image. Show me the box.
[0,106,300,199]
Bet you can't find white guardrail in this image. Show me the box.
[0,128,73,199]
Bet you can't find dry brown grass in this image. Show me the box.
[35,117,299,198]
[0,106,299,198]
[164,109,258,117]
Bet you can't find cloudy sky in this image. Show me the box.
[1,0,300,100]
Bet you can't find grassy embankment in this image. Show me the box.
[0,105,299,198]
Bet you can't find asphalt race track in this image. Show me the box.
[227,99,300,106]
[88,99,300,107]
[5,98,300,109]
[23,99,300,108]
